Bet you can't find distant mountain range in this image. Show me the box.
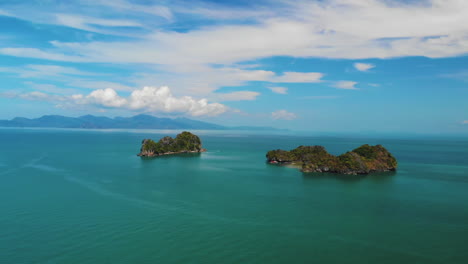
[0,114,285,131]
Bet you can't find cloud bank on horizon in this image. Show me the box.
[0,0,467,132]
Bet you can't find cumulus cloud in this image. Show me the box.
[333,81,358,90]
[268,87,288,94]
[3,86,228,117]
[86,88,128,107]
[354,63,375,72]
[272,110,297,120]
[118,86,227,116]
[118,86,226,116]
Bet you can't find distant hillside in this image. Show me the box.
[0,114,285,131]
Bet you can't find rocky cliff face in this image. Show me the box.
[266,144,397,175]
[137,131,206,157]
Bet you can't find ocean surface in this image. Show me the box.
[1,128,468,264]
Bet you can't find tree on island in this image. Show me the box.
[266,144,397,175]
[138,131,205,157]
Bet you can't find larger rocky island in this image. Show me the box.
[138,131,206,157]
[266,144,397,175]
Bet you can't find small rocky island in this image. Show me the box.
[137,131,206,157]
[266,144,397,175]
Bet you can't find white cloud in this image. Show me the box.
[0,64,137,92]
[268,87,288,94]
[22,64,95,77]
[0,64,95,78]
[131,66,275,96]
[75,86,227,116]
[55,14,142,33]
[0,90,67,102]
[272,110,297,120]
[2,0,468,103]
[90,0,173,20]
[175,4,273,21]
[86,88,128,107]
[23,82,78,95]
[20,91,66,102]
[333,81,358,90]
[0,1,164,36]
[2,86,227,117]
[214,91,260,101]
[4,0,468,65]
[130,68,321,97]
[272,72,324,83]
[354,63,375,72]
[0,48,88,62]
[67,80,135,92]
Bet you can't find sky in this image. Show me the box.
[0,0,467,133]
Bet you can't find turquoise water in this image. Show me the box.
[1,128,468,264]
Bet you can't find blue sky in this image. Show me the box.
[0,0,467,133]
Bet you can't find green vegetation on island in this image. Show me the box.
[266,144,397,175]
[138,131,206,157]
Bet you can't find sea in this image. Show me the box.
[1,128,468,264]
